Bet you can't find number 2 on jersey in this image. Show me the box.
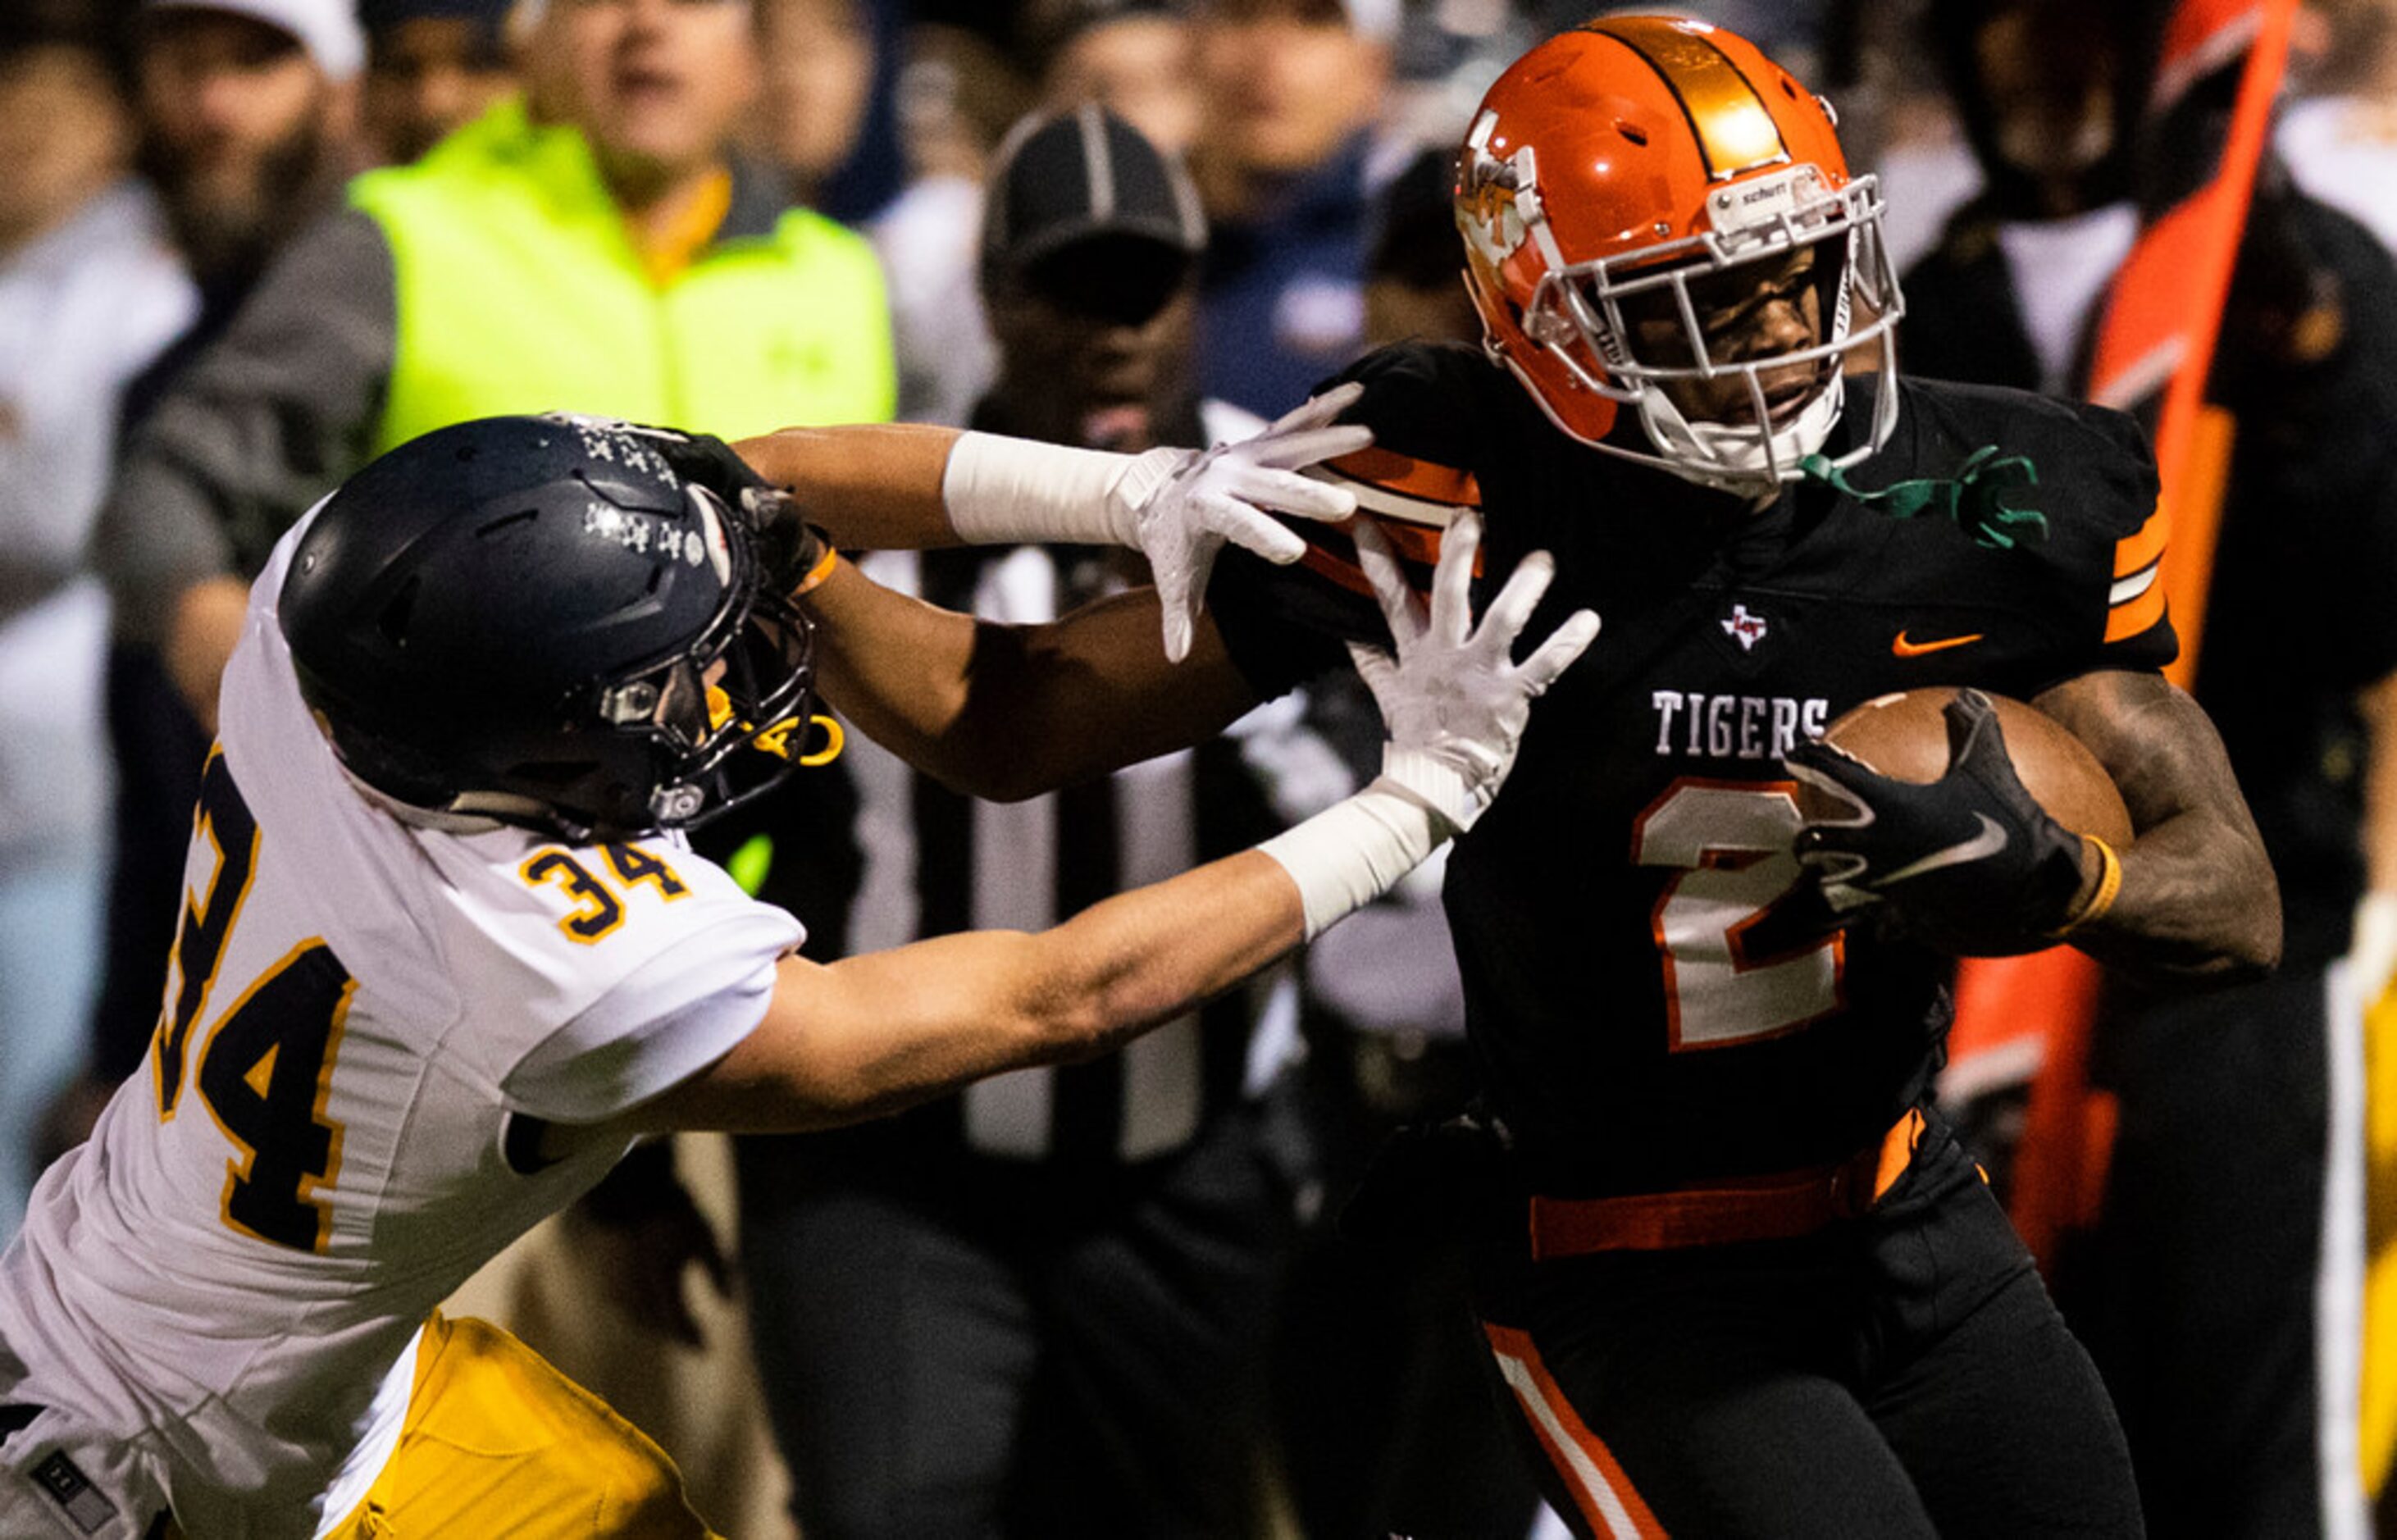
[1633,779,1844,1050]
[154,751,357,1253]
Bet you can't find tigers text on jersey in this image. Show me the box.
[0,518,802,1538]
[1209,340,2173,1197]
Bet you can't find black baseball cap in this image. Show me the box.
[981,103,1206,326]
[357,0,511,39]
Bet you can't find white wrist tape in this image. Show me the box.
[1256,775,1455,942]
[941,432,1186,549]
[1381,744,1502,833]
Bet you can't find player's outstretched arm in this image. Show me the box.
[618,401,1369,791]
[2030,668,2280,982]
[800,564,1261,802]
[725,385,1370,660]
[620,417,1329,800]
[610,514,1598,1136]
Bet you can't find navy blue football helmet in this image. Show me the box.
[279,414,818,841]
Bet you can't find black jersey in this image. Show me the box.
[1209,340,2175,1195]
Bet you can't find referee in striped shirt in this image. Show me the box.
[733,105,1334,1538]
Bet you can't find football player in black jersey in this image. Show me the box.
[734,16,2279,1535]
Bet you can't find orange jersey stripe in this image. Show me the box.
[2112,502,2171,579]
[1324,447,1483,508]
[1483,1324,1670,1539]
[1294,543,1450,599]
[2105,582,2169,643]
[1294,512,1467,599]
[1362,515,1445,567]
[1297,544,1378,600]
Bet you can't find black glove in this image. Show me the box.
[626,423,831,595]
[741,488,834,598]
[643,425,768,500]
[1784,689,2093,955]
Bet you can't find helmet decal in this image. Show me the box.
[545,412,675,478]
[689,485,736,585]
[1458,111,1538,275]
[580,494,713,568]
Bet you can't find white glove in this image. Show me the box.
[1111,383,1374,661]
[1348,509,1602,831]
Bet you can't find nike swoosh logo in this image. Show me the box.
[1880,813,2010,886]
[1892,630,1985,658]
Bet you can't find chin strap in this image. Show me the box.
[1800,444,2051,550]
[1630,368,1847,495]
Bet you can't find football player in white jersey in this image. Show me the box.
[0,409,1597,1538]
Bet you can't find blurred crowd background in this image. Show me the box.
[6,0,2397,1534]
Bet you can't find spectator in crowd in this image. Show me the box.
[38,0,362,1178]
[2280,0,2397,255]
[732,106,1337,1539]
[751,0,992,426]
[1359,143,1480,354]
[1834,0,1986,275]
[1904,1,2397,1532]
[129,0,360,392]
[750,0,878,210]
[356,0,513,166]
[1034,0,1200,156]
[93,0,892,768]
[1186,0,1392,416]
[0,2,195,1248]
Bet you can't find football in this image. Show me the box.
[1796,688,2134,845]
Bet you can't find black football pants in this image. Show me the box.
[1472,1112,2144,1538]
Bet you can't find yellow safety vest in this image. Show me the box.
[349,98,895,453]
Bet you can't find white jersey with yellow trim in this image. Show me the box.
[0,515,804,1538]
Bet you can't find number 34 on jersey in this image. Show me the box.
[148,749,691,1255]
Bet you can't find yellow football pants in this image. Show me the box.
[327,1310,722,1538]
[2363,982,2397,1504]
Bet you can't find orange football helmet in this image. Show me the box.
[1455,16,1903,492]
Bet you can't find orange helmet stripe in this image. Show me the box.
[1582,17,1789,180]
